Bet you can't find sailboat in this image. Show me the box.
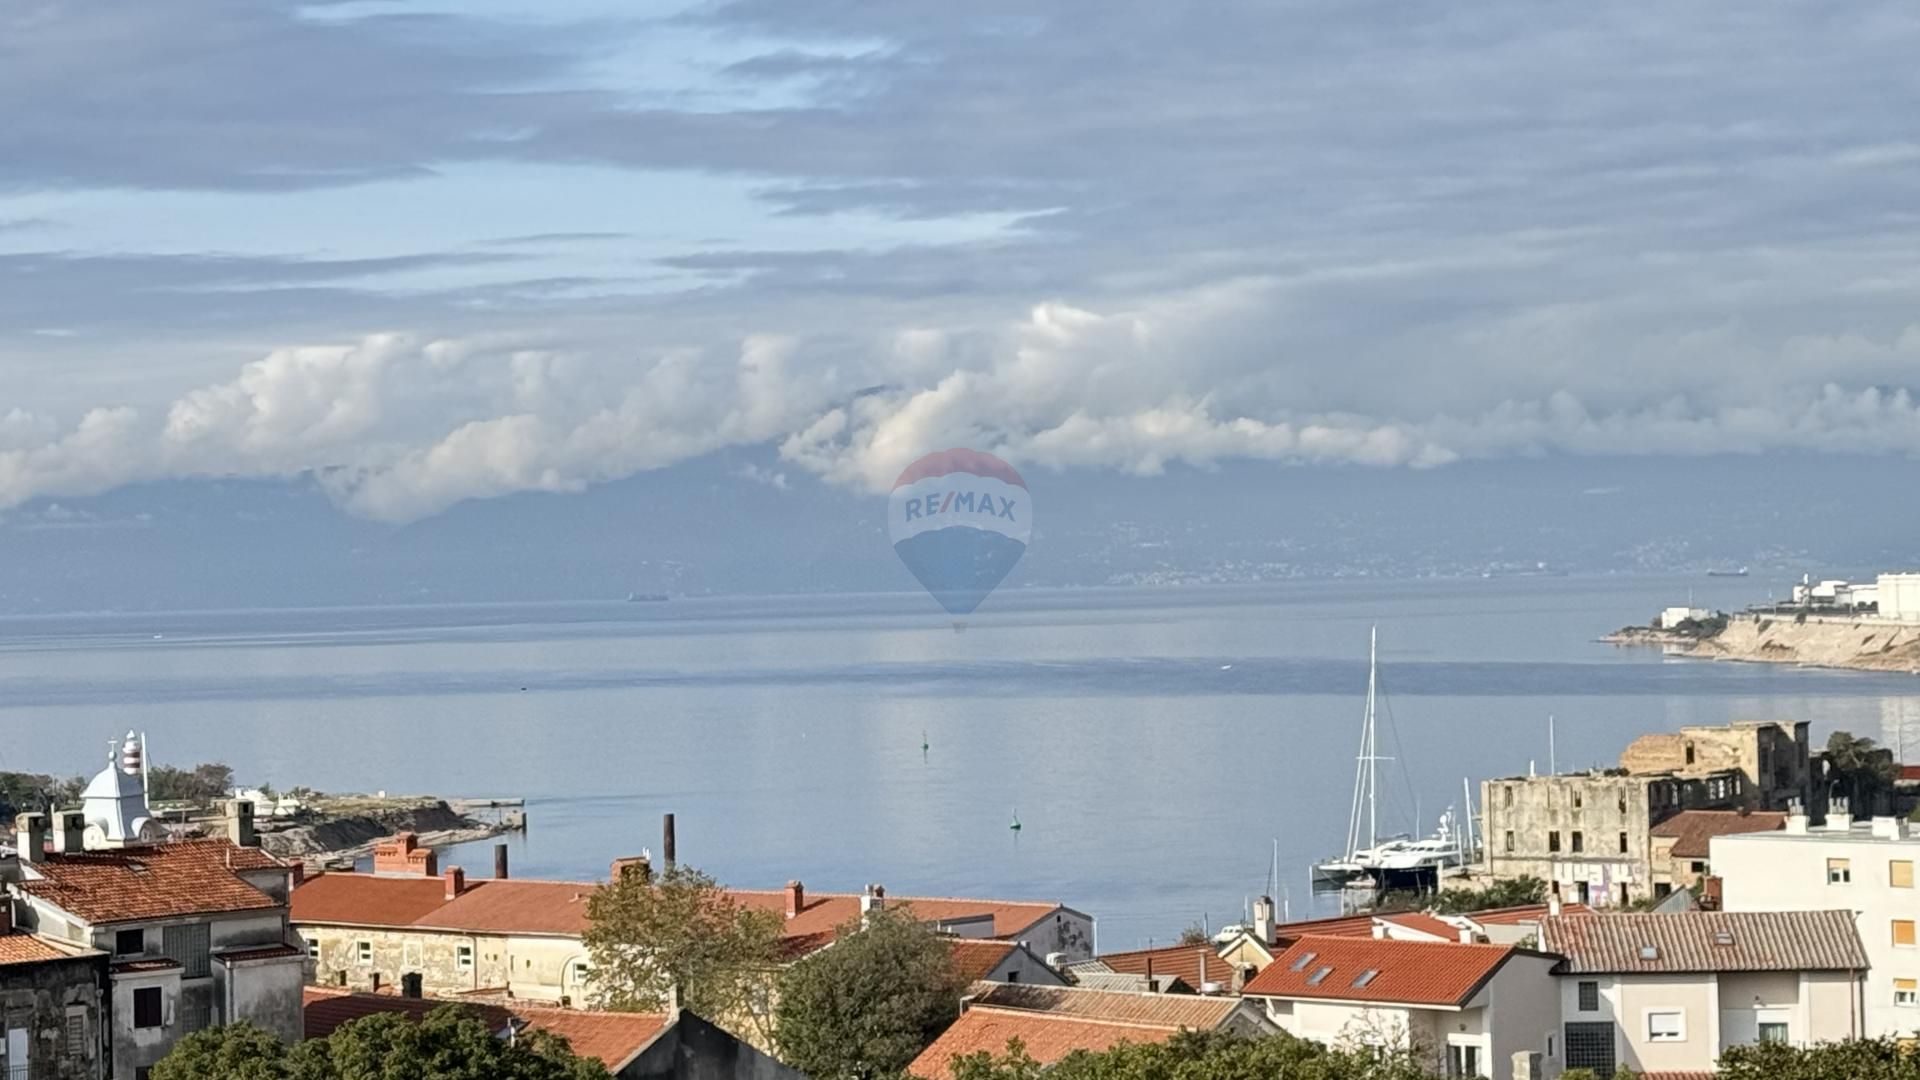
[1313,627,1402,886]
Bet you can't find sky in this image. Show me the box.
[5,1,1920,525]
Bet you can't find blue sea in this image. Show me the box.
[4,575,1917,948]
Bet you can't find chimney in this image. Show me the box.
[374,833,430,875]
[1144,954,1154,990]
[226,799,258,848]
[611,855,652,884]
[494,843,510,881]
[1702,875,1724,910]
[1828,796,1854,833]
[1785,801,1809,835]
[291,863,307,888]
[1873,816,1906,841]
[1371,920,1387,939]
[662,813,676,871]
[52,811,86,854]
[1252,895,1276,947]
[0,899,12,937]
[15,814,47,864]
[444,866,467,900]
[1458,926,1477,943]
[1548,890,1563,917]
[860,883,886,927]
[785,880,805,919]
[1198,950,1210,993]
[401,972,424,999]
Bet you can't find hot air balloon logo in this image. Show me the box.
[888,449,1031,616]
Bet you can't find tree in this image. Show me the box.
[147,761,237,804]
[951,1028,1430,1080]
[1176,921,1212,946]
[774,905,965,1080]
[1721,1036,1920,1080]
[1825,730,1898,814]
[1430,876,1547,915]
[152,1011,608,1080]
[583,864,783,1045]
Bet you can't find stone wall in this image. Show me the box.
[0,953,107,1080]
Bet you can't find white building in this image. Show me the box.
[1540,911,1867,1076]
[1878,574,1920,622]
[1713,808,1920,1038]
[1241,935,1562,1078]
[1659,607,1713,629]
[2,736,305,1079]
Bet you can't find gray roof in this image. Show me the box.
[1541,911,1867,975]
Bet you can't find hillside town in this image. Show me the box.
[1,721,1915,1080]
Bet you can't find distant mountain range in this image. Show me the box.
[0,450,1914,613]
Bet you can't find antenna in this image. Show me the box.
[1548,715,1556,776]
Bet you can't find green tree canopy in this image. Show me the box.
[774,905,965,1080]
[152,1010,608,1080]
[1720,1037,1920,1080]
[147,761,237,804]
[583,863,784,1045]
[950,1029,1431,1080]
[1429,876,1547,915]
[1825,730,1898,813]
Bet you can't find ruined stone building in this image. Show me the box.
[0,908,108,1080]
[1618,720,1812,811]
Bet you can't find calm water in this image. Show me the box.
[5,575,1919,949]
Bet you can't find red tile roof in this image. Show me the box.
[293,873,1070,954]
[112,959,183,975]
[1377,913,1460,940]
[1271,913,1378,941]
[1464,903,1592,926]
[951,940,1020,983]
[1900,765,1920,783]
[910,1009,1178,1080]
[1241,936,1516,1007]
[0,933,87,967]
[1650,810,1788,858]
[18,840,284,924]
[1094,945,1240,992]
[218,944,304,963]
[300,989,668,1071]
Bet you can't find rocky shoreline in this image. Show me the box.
[251,797,519,867]
[1604,611,1920,674]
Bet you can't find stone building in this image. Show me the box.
[1481,768,1748,908]
[2,735,305,1079]
[1618,720,1811,811]
[0,910,109,1080]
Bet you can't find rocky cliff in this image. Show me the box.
[1611,612,1920,673]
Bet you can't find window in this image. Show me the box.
[307,938,319,960]
[1895,861,1915,889]
[1503,788,1513,808]
[65,1008,85,1057]
[1446,1042,1481,1078]
[402,942,423,968]
[1758,1022,1789,1045]
[1289,951,1316,973]
[357,941,373,965]
[1573,791,1583,809]
[163,923,211,980]
[1690,861,1707,873]
[1571,831,1584,853]
[1352,969,1379,988]
[1896,978,1917,1007]
[1646,1010,1684,1042]
[1306,966,1333,986]
[457,945,474,972]
[136,1070,152,1080]
[570,960,591,985]
[1577,981,1599,1012]
[1504,831,1514,853]
[1006,971,1018,983]
[114,929,144,957]
[132,988,164,1030]
[1617,794,1628,813]
[177,996,210,1035]
[1564,1022,1614,1073]
[1894,920,1915,947]
[1829,858,1852,884]
[1549,831,1562,853]
[1619,832,1629,854]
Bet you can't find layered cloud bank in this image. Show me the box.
[7,293,1920,523]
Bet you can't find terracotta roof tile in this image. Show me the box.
[293,873,1071,954]
[1377,913,1460,940]
[1094,945,1240,993]
[1541,911,1868,974]
[299,989,668,1071]
[0,933,89,967]
[1465,903,1592,926]
[217,944,304,963]
[951,940,1020,983]
[20,840,284,924]
[1271,913,1378,941]
[1650,810,1787,858]
[1242,936,1515,1007]
[112,959,182,975]
[910,1009,1178,1080]
[963,982,1244,1029]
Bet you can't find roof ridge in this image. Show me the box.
[967,1007,1185,1033]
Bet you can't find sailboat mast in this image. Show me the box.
[1365,625,1379,853]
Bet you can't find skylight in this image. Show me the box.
[1290,952,1317,972]
[1307,966,1334,985]
[1352,969,1379,988]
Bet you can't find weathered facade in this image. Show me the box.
[1619,720,1811,811]
[1481,769,1747,907]
[4,740,305,1080]
[0,923,109,1080]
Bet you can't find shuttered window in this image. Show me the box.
[1894,861,1914,889]
[1828,858,1852,884]
[163,923,212,980]
[1896,920,1916,947]
[1896,978,1917,1007]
